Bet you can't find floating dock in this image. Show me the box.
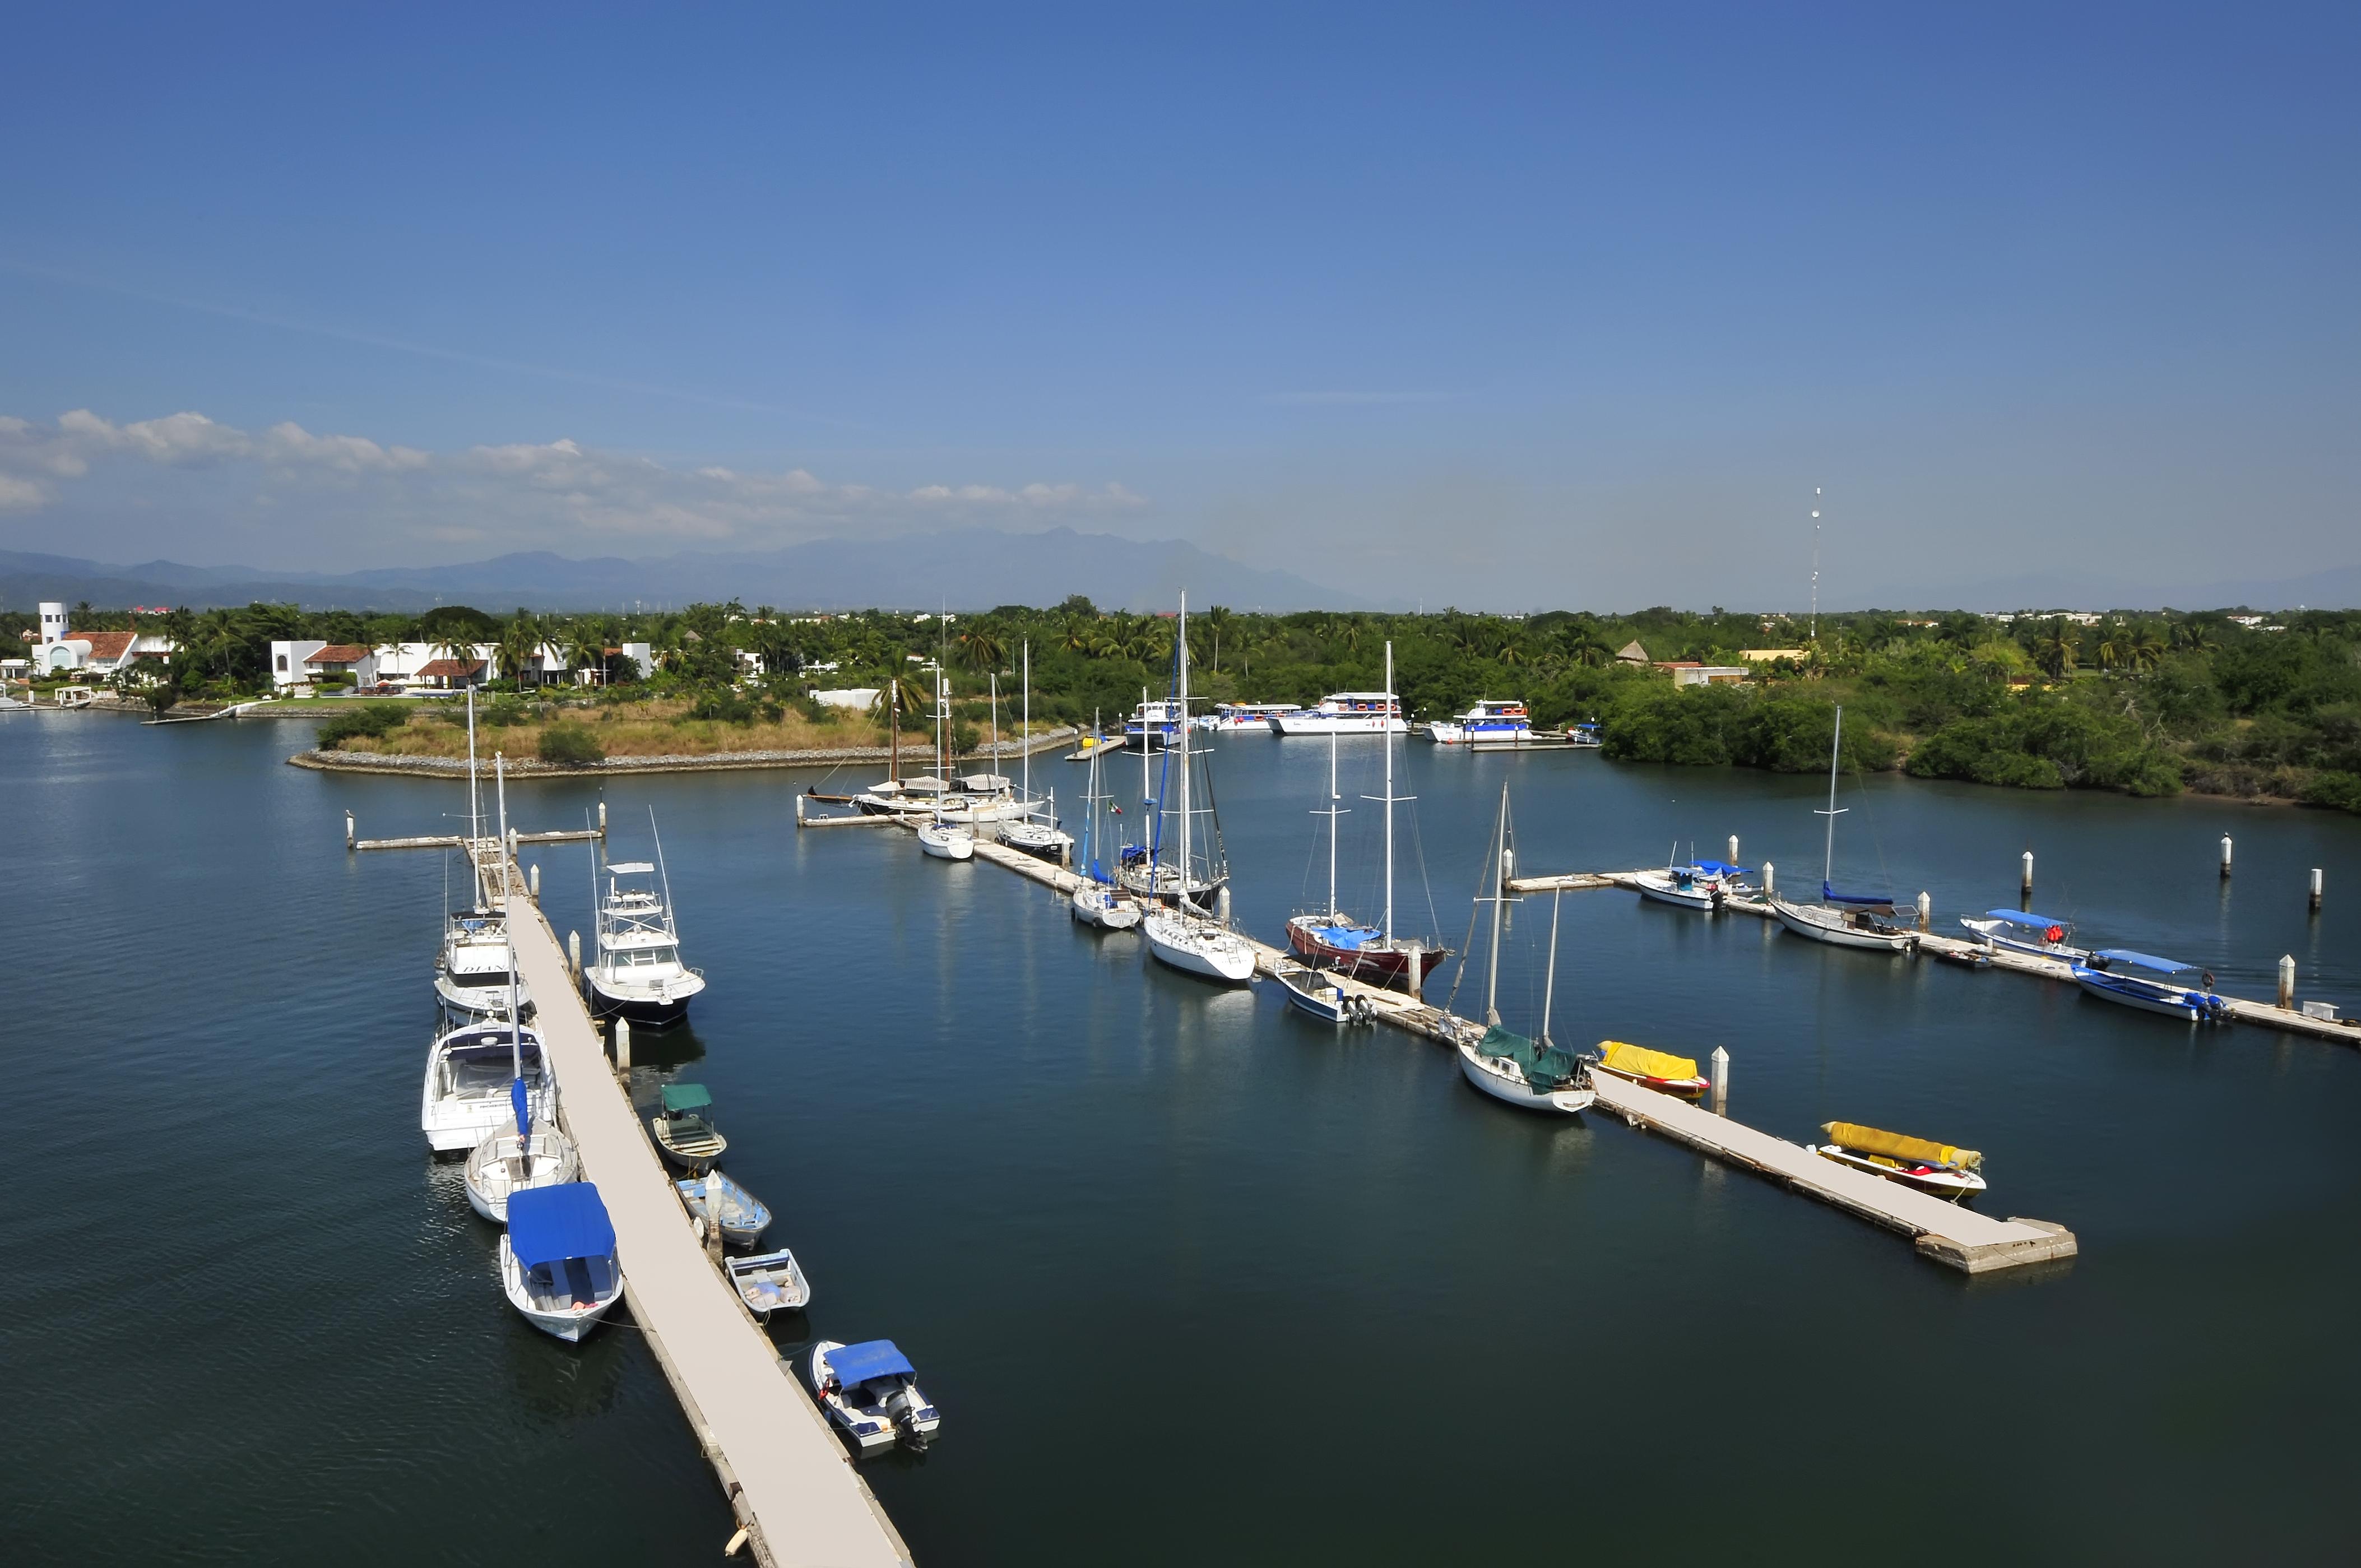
[805,812,2076,1273]
[488,848,913,1568]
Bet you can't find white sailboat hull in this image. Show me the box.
[1070,884,1142,929]
[916,823,975,860]
[1143,911,1257,982]
[1455,1041,1595,1114]
[1770,898,1914,952]
[1632,871,1717,911]
[463,1128,581,1222]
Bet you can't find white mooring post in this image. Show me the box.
[614,1018,632,1075]
[345,810,355,850]
[598,799,607,834]
[795,794,806,827]
[568,930,581,979]
[2022,851,2034,896]
[2221,834,2234,878]
[2279,955,2297,1009]
[1917,891,1931,932]
[2312,868,2325,912]
[1710,1046,1729,1116]
[1404,941,1423,997]
[528,862,540,899]
[1728,834,1739,865]
[1761,861,1774,900]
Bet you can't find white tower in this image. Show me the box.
[38,602,66,650]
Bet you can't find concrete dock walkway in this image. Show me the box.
[502,892,914,1568]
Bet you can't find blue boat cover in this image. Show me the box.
[511,1076,531,1142]
[829,1339,915,1385]
[1691,860,1746,876]
[507,1182,615,1268]
[1984,909,2070,929]
[2089,949,2192,974]
[1317,924,1379,950]
[1823,881,1894,907]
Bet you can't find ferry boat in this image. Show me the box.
[1267,692,1407,736]
[1426,699,1532,745]
[1124,698,1188,749]
[1209,701,1293,732]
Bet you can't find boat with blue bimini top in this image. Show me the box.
[807,1339,940,1455]
[1425,699,1533,745]
[1633,851,1747,912]
[2072,950,2229,1022]
[1124,697,1188,750]
[499,1181,624,1342]
[1960,909,2089,962]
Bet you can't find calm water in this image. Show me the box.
[7,713,2360,1564]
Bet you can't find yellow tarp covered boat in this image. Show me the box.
[1597,1041,1701,1082]
[1821,1122,1982,1170]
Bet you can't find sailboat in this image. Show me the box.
[1070,707,1143,930]
[999,643,1073,862]
[465,758,579,1221]
[1768,706,1915,952]
[1283,641,1450,991]
[435,690,536,1020]
[584,814,708,1022]
[1455,787,1595,1114]
[1142,596,1258,984]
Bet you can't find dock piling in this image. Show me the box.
[2312,868,2324,911]
[568,930,581,980]
[598,799,606,834]
[1761,860,1774,899]
[614,1017,632,1075]
[1916,891,1931,932]
[529,862,540,899]
[794,794,806,827]
[1710,1046,1729,1116]
[1728,834,1739,865]
[2279,955,2296,1009]
[2021,850,2034,896]
[345,810,354,850]
[2221,834,2234,878]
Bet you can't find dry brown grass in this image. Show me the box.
[338,698,893,758]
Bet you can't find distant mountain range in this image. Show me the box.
[0,529,1375,615]
[4,533,2355,616]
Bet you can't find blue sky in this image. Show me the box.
[2,3,2353,607]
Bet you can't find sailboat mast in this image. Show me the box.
[1484,782,1508,1026]
[467,687,481,848]
[1326,729,1339,920]
[495,752,519,1075]
[1541,888,1561,1047]
[1824,704,1844,884]
[1177,595,1191,912]
[1383,639,1395,943]
[1022,641,1031,810]
[989,672,999,774]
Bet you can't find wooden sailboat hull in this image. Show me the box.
[1770,898,1914,952]
[1284,918,1446,987]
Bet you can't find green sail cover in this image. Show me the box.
[1478,1026,1584,1092]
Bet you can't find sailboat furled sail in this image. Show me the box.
[1142,595,1257,983]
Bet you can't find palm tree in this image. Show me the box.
[2128,625,2167,673]
[957,624,1008,673]
[1059,615,1095,655]
[2171,621,2220,655]
[2032,623,2079,679]
[498,613,541,689]
[2096,630,2126,671]
[1200,605,1235,671]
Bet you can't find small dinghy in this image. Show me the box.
[499,1182,624,1341]
[675,1169,772,1247]
[808,1339,940,1455]
[2072,950,2228,1022]
[1813,1122,1987,1201]
[726,1247,811,1320]
[652,1082,728,1170]
[1275,960,1374,1025]
[1933,943,1993,971]
[1959,908,2088,962]
[1589,1040,1710,1098]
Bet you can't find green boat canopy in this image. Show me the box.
[1478,1026,1585,1092]
[660,1082,713,1113]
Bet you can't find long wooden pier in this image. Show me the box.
[804,811,2076,1272]
[493,859,914,1568]
[1508,871,2361,1046]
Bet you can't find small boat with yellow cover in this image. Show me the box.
[1813,1122,1986,1201]
[1588,1041,1710,1098]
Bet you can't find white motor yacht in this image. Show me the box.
[584,835,706,1026]
[1425,699,1531,745]
[435,909,534,1019]
[421,1018,554,1153]
[1267,690,1408,735]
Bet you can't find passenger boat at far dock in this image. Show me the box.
[1813,1122,1987,1201]
[1425,699,1532,745]
[2072,949,2229,1022]
[1209,702,1294,733]
[1959,908,2089,962]
[1589,1040,1710,1098]
[1267,691,1408,736]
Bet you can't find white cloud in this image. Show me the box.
[0,406,1151,553]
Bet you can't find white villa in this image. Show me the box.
[28,602,175,676]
